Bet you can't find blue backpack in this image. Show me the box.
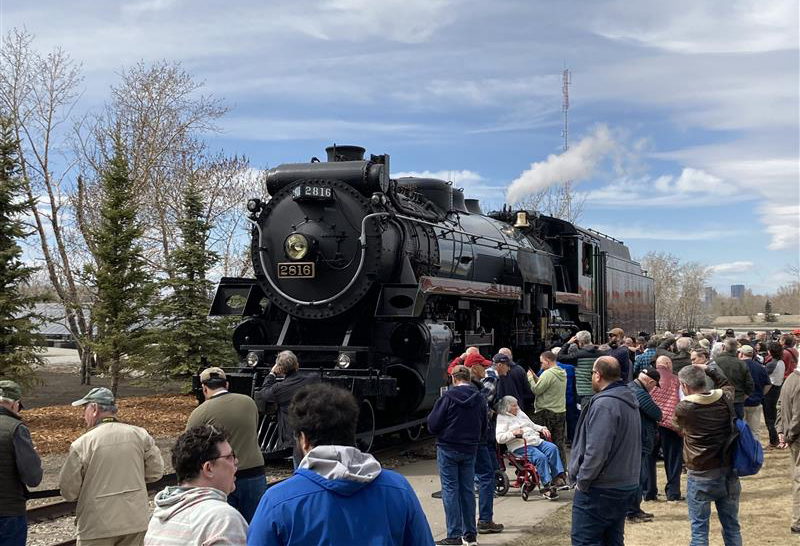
[730,418,763,476]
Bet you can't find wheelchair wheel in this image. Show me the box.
[494,470,509,496]
[521,482,534,501]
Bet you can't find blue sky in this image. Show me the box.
[4,0,799,294]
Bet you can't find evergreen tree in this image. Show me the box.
[156,178,233,376]
[0,116,44,386]
[89,136,154,395]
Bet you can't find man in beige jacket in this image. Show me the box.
[777,367,800,534]
[59,388,164,546]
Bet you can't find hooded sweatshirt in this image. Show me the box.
[529,366,567,413]
[568,381,641,492]
[426,384,487,454]
[247,445,433,546]
[144,486,247,546]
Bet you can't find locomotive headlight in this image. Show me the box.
[284,233,309,260]
[246,351,260,367]
[336,353,351,369]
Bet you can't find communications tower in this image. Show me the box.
[561,66,572,220]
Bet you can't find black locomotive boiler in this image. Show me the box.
[208,145,655,456]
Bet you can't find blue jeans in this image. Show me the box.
[437,446,477,538]
[686,472,742,546]
[0,515,26,546]
[513,440,564,485]
[228,473,268,523]
[474,444,496,523]
[628,451,653,516]
[572,486,638,546]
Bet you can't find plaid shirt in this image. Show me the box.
[634,348,656,376]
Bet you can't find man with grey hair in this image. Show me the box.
[59,387,164,545]
[557,331,604,408]
[674,361,740,545]
[714,338,754,419]
[255,350,318,464]
[657,335,692,373]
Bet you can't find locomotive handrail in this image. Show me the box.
[391,213,560,258]
[248,212,390,307]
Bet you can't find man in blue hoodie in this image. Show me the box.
[247,384,433,546]
[569,356,642,546]
[427,365,487,546]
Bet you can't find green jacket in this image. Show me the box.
[530,366,567,414]
[186,391,265,472]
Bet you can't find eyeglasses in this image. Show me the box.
[210,449,237,463]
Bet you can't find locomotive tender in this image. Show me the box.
[208,145,655,454]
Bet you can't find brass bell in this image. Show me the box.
[513,211,530,228]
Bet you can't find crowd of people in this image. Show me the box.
[0,329,798,545]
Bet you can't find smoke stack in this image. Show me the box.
[326,145,366,162]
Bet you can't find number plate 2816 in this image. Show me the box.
[277,262,315,278]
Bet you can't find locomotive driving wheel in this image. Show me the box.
[357,399,376,452]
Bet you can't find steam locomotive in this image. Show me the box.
[208,145,655,455]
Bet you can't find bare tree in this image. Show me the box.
[677,262,709,330]
[516,183,585,224]
[0,29,96,382]
[73,60,230,276]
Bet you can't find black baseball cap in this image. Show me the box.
[642,367,661,387]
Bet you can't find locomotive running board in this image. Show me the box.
[418,276,522,300]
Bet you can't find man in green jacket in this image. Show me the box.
[186,367,266,522]
[528,351,568,474]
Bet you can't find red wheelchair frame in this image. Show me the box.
[494,437,545,501]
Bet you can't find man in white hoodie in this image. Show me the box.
[145,425,248,545]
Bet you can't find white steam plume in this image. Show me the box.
[506,124,616,204]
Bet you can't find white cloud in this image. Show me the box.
[221,117,425,141]
[706,261,756,275]
[392,169,504,203]
[592,0,798,54]
[506,125,616,204]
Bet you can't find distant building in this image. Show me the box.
[731,284,745,299]
[704,286,716,305]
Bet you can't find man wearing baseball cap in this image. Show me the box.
[186,366,266,522]
[0,380,42,546]
[626,367,662,523]
[59,387,164,545]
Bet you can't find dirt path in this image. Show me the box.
[512,445,794,546]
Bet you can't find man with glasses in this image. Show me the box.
[59,387,164,546]
[187,366,266,522]
[146,425,248,545]
[569,356,642,546]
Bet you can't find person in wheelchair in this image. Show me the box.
[495,395,565,500]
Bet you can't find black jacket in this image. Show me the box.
[255,370,318,451]
[714,352,756,404]
[498,362,533,408]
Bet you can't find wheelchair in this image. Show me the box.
[493,438,545,501]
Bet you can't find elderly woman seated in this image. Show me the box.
[495,395,565,499]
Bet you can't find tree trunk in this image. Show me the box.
[110,357,119,397]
